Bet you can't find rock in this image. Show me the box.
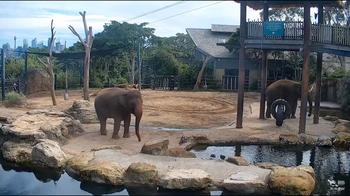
[222,171,270,195]
[66,152,95,176]
[256,162,282,170]
[1,110,84,144]
[166,147,196,158]
[296,165,315,179]
[179,135,210,150]
[210,154,216,158]
[333,132,350,148]
[323,115,338,122]
[220,155,226,160]
[226,156,249,166]
[279,133,300,145]
[141,139,169,155]
[31,139,67,168]
[80,161,125,186]
[269,166,315,195]
[25,70,50,94]
[299,134,316,145]
[124,162,158,187]
[333,120,350,133]
[159,169,211,190]
[66,100,98,123]
[316,136,333,146]
[1,141,33,164]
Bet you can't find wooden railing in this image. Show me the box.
[247,21,350,47]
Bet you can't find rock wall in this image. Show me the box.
[0,109,84,168]
[25,70,50,94]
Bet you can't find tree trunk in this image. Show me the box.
[193,56,210,90]
[49,71,57,106]
[83,48,90,100]
[130,51,136,84]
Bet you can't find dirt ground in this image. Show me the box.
[5,89,260,129]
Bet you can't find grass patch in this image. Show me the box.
[3,91,27,107]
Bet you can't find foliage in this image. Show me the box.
[3,91,26,107]
[324,67,350,80]
[338,78,350,112]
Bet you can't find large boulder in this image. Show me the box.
[25,70,50,94]
[1,109,84,144]
[141,139,169,155]
[65,152,95,176]
[159,169,211,190]
[268,166,315,195]
[226,156,249,166]
[124,162,159,187]
[66,100,98,123]
[1,141,33,164]
[31,139,67,168]
[222,171,270,195]
[80,161,125,186]
[333,119,350,133]
[256,162,282,170]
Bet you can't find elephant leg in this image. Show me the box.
[112,117,121,139]
[266,100,272,118]
[290,100,297,119]
[123,114,131,138]
[99,117,107,135]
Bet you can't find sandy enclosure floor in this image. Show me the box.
[2,89,260,129]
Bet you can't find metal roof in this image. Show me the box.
[233,1,343,10]
[186,25,239,59]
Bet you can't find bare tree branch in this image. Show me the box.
[68,25,85,45]
[79,11,88,39]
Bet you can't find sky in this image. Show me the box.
[0,1,262,48]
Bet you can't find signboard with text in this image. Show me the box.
[263,21,285,37]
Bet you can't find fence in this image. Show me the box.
[247,21,350,47]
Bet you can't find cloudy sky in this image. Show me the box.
[0,1,261,48]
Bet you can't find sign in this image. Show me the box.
[263,21,285,37]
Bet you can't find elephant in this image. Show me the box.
[94,87,143,141]
[266,79,314,119]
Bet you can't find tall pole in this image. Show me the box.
[314,3,324,124]
[259,3,269,119]
[236,1,247,128]
[299,2,311,134]
[138,41,142,90]
[1,49,5,101]
[24,52,28,95]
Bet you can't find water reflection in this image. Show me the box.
[191,145,350,195]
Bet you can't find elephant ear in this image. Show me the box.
[308,83,315,93]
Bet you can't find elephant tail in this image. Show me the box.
[134,106,143,142]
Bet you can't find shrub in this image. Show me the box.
[3,91,27,107]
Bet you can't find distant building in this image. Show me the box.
[2,43,10,51]
[37,41,45,49]
[31,38,37,48]
[23,39,28,49]
[14,36,16,49]
[187,24,259,90]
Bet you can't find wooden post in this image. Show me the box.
[299,2,311,134]
[236,1,247,128]
[314,3,324,124]
[1,49,5,101]
[138,41,142,90]
[259,3,269,119]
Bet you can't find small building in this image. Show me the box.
[186,24,260,90]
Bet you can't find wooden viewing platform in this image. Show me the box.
[234,1,350,134]
[246,21,350,56]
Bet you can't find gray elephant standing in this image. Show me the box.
[266,79,314,119]
[94,87,143,141]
